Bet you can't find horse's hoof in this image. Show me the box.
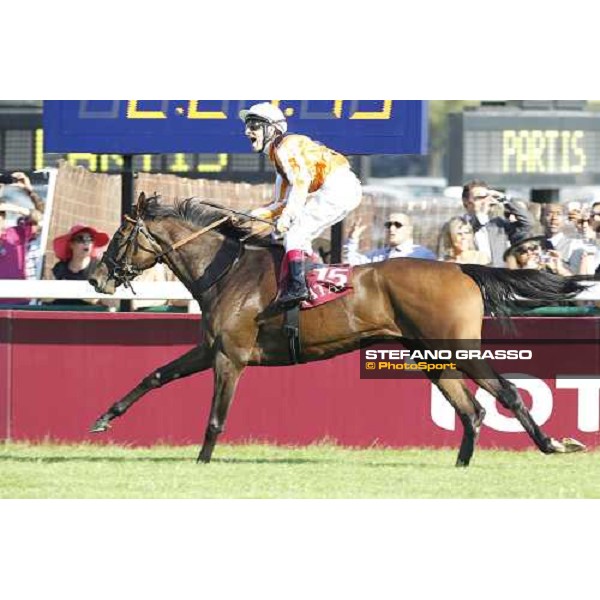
[560,437,586,453]
[89,418,111,434]
[549,437,586,453]
[196,450,212,464]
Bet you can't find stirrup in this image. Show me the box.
[276,289,309,307]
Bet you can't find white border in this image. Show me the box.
[3,1,599,596]
[1,501,598,599]
[5,0,598,99]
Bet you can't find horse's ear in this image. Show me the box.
[135,192,147,217]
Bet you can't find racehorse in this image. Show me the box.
[88,193,587,466]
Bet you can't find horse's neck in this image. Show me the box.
[153,222,220,286]
[163,229,240,298]
[174,237,279,317]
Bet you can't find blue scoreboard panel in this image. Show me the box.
[44,100,428,155]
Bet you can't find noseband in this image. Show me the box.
[107,214,230,292]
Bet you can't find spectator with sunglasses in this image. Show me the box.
[457,179,533,267]
[49,224,109,306]
[343,212,436,265]
[504,235,571,275]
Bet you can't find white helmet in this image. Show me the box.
[239,102,288,134]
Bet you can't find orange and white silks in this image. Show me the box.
[271,133,349,193]
[259,134,363,254]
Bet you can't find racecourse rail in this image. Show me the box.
[0,280,195,304]
[0,279,600,303]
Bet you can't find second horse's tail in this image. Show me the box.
[459,264,589,318]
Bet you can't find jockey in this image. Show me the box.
[240,102,362,307]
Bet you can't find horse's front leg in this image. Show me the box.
[90,343,214,433]
[197,351,243,464]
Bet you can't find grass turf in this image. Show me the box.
[1,441,599,499]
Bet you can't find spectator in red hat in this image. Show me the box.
[50,224,109,305]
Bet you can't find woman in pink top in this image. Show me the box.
[0,173,44,305]
[0,201,36,305]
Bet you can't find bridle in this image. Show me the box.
[106,213,230,292]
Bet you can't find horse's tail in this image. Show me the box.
[458,264,589,318]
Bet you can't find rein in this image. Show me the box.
[123,213,230,262]
[112,213,240,295]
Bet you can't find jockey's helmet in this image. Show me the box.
[239,102,288,134]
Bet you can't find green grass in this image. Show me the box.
[1,441,599,498]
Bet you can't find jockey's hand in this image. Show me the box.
[250,207,273,221]
[276,210,293,234]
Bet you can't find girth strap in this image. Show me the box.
[284,305,304,364]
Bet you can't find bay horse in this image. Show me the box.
[89,193,586,466]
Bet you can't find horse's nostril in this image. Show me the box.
[88,277,99,289]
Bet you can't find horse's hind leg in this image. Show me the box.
[429,372,486,467]
[461,360,585,454]
[197,351,243,464]
[90,343,213,433]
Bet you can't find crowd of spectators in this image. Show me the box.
[343,180,600,279]
[1,173,600,311]
[0,172,191,311]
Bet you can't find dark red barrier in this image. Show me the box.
[0,315,10,440]
[1,310,599,450]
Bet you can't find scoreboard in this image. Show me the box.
[448,109,600,187]
[44,100,428,155]
[0,101,427,181]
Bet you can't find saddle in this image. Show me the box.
[301,263,353,309]
[282,257,354,364]
[277,252,354,310]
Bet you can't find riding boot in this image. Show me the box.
[277,251,310,307]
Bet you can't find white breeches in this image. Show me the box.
[284,168,362,254]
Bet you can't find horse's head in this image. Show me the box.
[89,192,162,294]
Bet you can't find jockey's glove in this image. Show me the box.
[276,210,293,234]
[250,207,273,221]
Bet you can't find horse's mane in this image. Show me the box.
[143,195,278,248]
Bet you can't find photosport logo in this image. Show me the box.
[359,339,600,380]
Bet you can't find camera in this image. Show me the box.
[0,173,15,184]
[489,189,508,203]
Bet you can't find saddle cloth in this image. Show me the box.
[301,264,353,309]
